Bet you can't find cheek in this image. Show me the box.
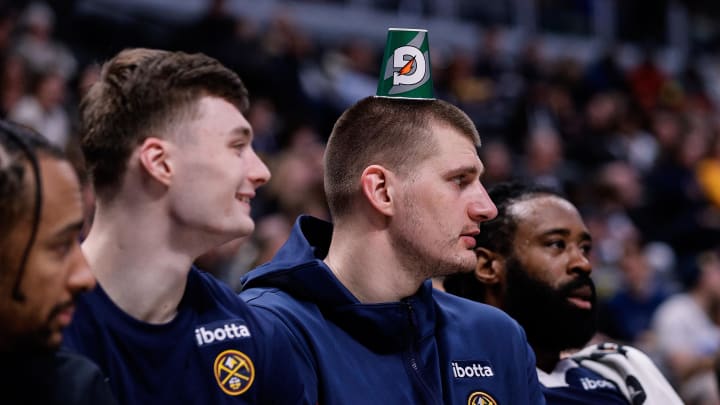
[521,253,563,285]
[0,295,46,336]
[23,252,66,304]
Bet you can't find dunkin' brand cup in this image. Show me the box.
[376,28,434,99]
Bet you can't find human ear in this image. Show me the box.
[475,247,505,285]
[360,165,395,216]
[138,137,172,186]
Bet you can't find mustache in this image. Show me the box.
[46,300,74,322]
[558,275,595,297]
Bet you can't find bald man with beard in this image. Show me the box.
[445,181,682,405]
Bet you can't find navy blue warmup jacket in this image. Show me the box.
[241,215,546,405]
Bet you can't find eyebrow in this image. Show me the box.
[444,164,483,178]
[51,219,84,239]
[229,125,252,140]
[539,228,593,243]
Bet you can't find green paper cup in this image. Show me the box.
[376,28,434,99]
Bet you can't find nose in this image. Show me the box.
[67,243,95,294]
[248,148,271,188]
[468,183,498,223]
[567,245,592,276]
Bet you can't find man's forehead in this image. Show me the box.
[509,195,583,228]
[195,96,253,139]
[38,158,83,232]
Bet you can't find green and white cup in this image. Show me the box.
[376,28,434,99]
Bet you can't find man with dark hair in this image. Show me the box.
[0,120,116,404]
[63,48,304,404]
[445,181,682,404]
[241,96,545,404]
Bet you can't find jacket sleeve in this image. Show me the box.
[251,304,319,405]
[520,331,547,405]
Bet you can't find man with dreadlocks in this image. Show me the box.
[0,120,116,403]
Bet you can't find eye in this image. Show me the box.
[452,175,469,187]
[53,239,75,258]
[231,142,248,151]
[546,240,566,250]
[580,243,593,255]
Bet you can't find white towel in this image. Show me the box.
[571,342,684,405]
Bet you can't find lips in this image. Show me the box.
[566,285,593,310]
[235,193,254,204]
[460,229,480,249]
[55,304,75,328]
[460,235,477,249]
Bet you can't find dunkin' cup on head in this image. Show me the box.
[376,28,434,99]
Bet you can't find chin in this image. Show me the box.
[456,251,478,273]
[46,332,63,351]
[234,222,255,238]
[220,219,255,238]
[435,257,476,277]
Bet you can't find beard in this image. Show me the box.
[390,196,476,280]
[504,255,597,353]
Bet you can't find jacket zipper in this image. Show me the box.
[405,302,440,404]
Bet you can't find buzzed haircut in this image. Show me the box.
[324,96,480,218]
[80,48,249,198]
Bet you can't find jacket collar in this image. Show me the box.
[242,215,437,352]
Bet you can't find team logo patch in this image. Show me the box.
[213,350,255,396]
[467,391,498,405]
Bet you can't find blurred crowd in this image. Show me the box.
[1,0,720,402]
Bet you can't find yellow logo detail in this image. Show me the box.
[468,391,498,405]
[213,350,255,396]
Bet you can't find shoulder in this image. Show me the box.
[242,285,314,315]
[653,293,694,323]
[63,288,111,350]
[54,351,106,383]
[241,287,321,337]
[52,351,118,404]
[189,267,238,301]
[434,289,522,330]
[571,342,684,404]
[187,268,262,317]
[239,286,321,400]
[433,290,533,358]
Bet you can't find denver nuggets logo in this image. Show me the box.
[468,391,498,405]
[213,350,255,396]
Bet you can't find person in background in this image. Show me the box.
[0,120,116,404]
[597,237,671,348]
[241,96,545,404]
[63,48,306,404]
[9,69,70,149]
[653,250,720,405]
[445,181,682,404]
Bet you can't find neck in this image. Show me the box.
[324,222,424,303]
[83,201,201,324]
